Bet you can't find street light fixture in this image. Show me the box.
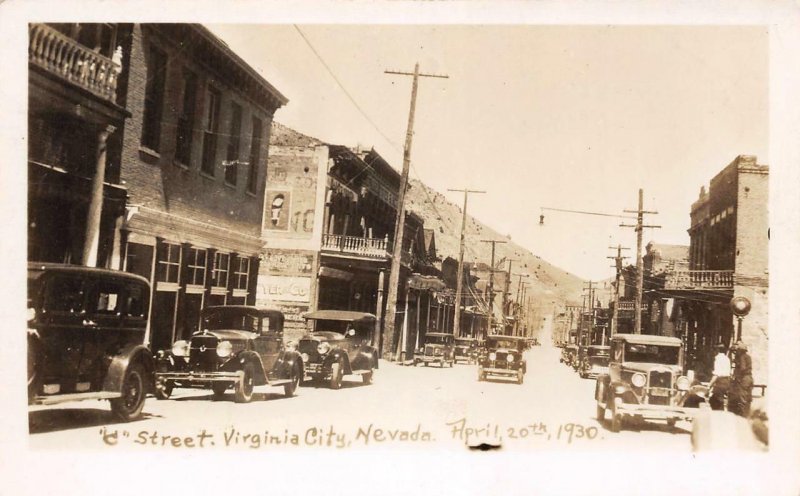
[730,296,751,342]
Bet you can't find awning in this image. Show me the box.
[408,274,446,291]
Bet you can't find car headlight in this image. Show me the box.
[631,373,646,388]
[489,352,497,361]
[676,375,691,391]
[506,354,515,363]
[172,340,189,357]
[286,340,298,352]
[317,342,331,355]
[216,340,233,358]
[301,353,310,363]
[27,307,36,322]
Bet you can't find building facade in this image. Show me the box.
[118,24,287,352]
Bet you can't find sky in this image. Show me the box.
[208,24,768,281]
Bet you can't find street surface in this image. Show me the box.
[28,346,691,452]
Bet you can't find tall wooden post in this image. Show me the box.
[621,189,660,334]
[449,188,486,337]
[82,125,114,267]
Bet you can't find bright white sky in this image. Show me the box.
[209,24,768,281]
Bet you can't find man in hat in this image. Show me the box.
[707,344,731,411]
[728,341,754,417]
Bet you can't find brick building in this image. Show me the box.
[660,155,769,382]
[117,25,287,352]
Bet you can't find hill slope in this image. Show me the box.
[406,177,585,325]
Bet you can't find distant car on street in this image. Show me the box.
[594,334,709,432]
[154,306,303,403]
[478,335,527,384]
[414,332,456,367]
[27,263,154,421]
[561,344,579,368]
[454,337,479,364]
[579,345,610,379]
[299,310,379,389]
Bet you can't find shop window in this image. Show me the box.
[141,44,167,152]
[156,242,181,284]
[186,247,207,286]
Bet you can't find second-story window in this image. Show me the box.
[141,44,167,152]
[186,247,207,286]
[234,257,250,290]
[212,252,230,288]
[225,102,243,186]
[201,87,221,176]
[156,242,181,284]
[247,116,262,194]
[175,71,197,166]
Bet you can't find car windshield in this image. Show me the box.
[588,348,609,356]
[455,339,473,346]
[624,343,680,364]
[488,338,521,350]
[310,319,372,338]
[204,311,262,333]
[426,335,452,345]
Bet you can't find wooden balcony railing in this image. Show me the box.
[322,234,390,259]
[29,24,121,102]
[664,270,734,290]
[617,300,635,311]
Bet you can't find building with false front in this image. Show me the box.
[117,24,288,353]
[28,23,131,268]
[258,123,440,352]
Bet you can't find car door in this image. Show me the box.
[83,276,127,391]
[254,314,281,378]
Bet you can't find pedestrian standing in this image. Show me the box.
[728,341,754,417]
[706,344,731,411]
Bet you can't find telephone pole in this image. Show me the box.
[607,244,630,336]
[512,273,529,335]
[621,189,660,334]
[448,188,486,337]
[480,239,506,336]
[502,259,516,335]
[383,63,448,358]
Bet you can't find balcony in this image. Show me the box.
[322,234,390,259]
[663,270,734,290]
[29,24,121,103]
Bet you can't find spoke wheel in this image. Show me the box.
[155,379,173,400]
[234,362,255,403]
[329,360,343,390]
[610,400,622,433]
[596,403,605,421]
[284,363,301,397]
[110,363,146,422]
[362,369,373,385]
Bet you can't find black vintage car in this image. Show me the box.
[561,344,579,368]
[155,306,303,403]
[414,332,456,367]
[454,337,478,364]
[478,335,527,384]
[579,345,610,379]
[299,310,379,389]
[27,263,154,421]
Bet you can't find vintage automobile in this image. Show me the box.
[561,344,579,368]
[579,345,610,379]
[299,310,379,389]
[454,337,479,364]
[477,335,527,384]
[414,332,456,367]
[154,306,303,403]
[27,263,154,421]
[595,334,709,432]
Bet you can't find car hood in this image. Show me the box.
[621,362,682,374]
[301,332,345,343]
[192,329,255,342]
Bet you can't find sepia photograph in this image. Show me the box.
[3,1,800,495]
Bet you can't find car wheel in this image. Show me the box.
[27,333,43,402]
[610,400,622,433]
[517,370,524,385]
[596,403,605,421]
[362,369,374,385]
[110,363,146,422]
[423,362,428,367]
[478,368,484,382]
[155,379,173,400]
[212,382,229,398]
[284,363,301,397]
[667,418,677,428]
[329,360,343,390]
[234,362,255,403]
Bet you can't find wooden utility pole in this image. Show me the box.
[383,63,448,358]
[480,240,506,336]
[621,189,660,334]
[607,244,630,337]
[581,280,596,345]
[512,274,528,335]
[448,188,486,337]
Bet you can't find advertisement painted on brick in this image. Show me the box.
[263,155,319,236]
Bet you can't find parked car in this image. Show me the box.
[561,344,579,367]
[477,335,527,384]
[594,334,709,432]
[27,263,154,421]
[414,332,456,367]
[154,306,303,403]
[299,310,379,389]
[579,345,610,379]
[454,337,479,364]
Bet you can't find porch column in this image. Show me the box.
[414,290,422,350]
[82,124,115,267]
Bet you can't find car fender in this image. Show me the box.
[324,349,352,374]
[679,384,710,408]
[595,374,610,402]
[102,344,155,394]
[272,350,304,379]
[351,346,379,370]
[608,380,639,404]
[222,350,268,385]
